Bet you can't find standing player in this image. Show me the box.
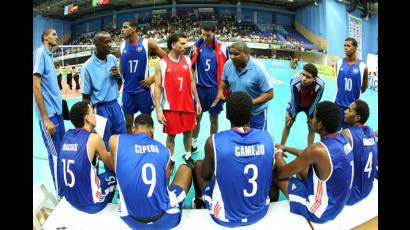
[335,37,368,130]
[154,33,202,163]
[342,100,378,205]
[274,101,354,223]
[57,102,116,213]
[280,63,324,146]
[81,31,126,149]
[120,20,167,134]
[193,92,275,227]
[189,21,229,153]
[33,28,65,193]
[109,114,192,229]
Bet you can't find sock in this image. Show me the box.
[184,151,191,160]
[192,138,198,148]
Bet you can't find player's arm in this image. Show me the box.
[275,144,303,157]
[274,143,322,180]
[33,74,56,135]
[90,133,113,171]
[253,68,273,105]
[165,150,172,183]
[190,65,202,115]
[341,129,353,146]
[211,79,227,107]
[81,67,92,105]
[361,66,368,93]
[148,39,167,58]
[108,135,119,171]
[252,88,273,106]
[201,135,215,180]
[154,62,166,124]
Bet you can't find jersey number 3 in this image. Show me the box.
[243,164,258,197]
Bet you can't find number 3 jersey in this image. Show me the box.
[116,133,180,218]
[159,55,195,112]
[335,58,366,107]
[204,128,275,225]
[345,125,378,205]
[57,129,116,213]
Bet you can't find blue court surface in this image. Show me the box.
[33,59,378,208]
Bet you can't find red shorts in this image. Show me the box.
[163,111,196,135]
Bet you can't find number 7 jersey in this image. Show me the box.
[159,55,195,112]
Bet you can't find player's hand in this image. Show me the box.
[139,76,155,88]
[211,92,225,107]
[275,144,286,152]
[44,118,56,135]
[109,66,120,77]
[157,110,167,125]
[275,148,288,158]
[196,103,202,115]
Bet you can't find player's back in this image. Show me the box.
[57,129,104,213]
[120,38,149,94]
[209,128,275,226]
[346,125,377,205]
[308,133,353,222]
[335,58,366,107]
[116,133,176,218]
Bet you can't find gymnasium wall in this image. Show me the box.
[33,15,71,51]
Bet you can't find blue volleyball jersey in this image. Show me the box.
[116,133,180,219]
[335,58,366,107]
[196,43,217,88]
[57,129,116,212]
[205,128,275,224]
[120,38,149,94]
[293,133,353,220]
[346,126,378,205]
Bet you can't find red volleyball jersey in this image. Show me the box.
[159,55,195,112]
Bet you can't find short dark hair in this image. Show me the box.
[93,31,110,45]
[230,41,249,53]
[315,101,340,133]
[303,63,318,77]
[353,99,370,124]
[226,91,253,127]
[134,114,154,128]
[167,33,186,50]
[201,21,217,32]
[41,28,55,42]
[345,37,358,47]
[69,101,90,128]
[124,20,138,30]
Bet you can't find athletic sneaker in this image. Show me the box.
[191,197,205,209]
[191,146,198,153]
[182,154,195,168]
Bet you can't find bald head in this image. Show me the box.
[94,31,111,44]
[93,31,112,56]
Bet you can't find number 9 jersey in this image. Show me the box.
[203,128,275,227]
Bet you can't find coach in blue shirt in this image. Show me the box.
[33,28,66,194]
[81,31,126,150]
[212,41,273,130]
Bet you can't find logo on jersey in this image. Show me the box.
[183,64,189,70]
[292,183,297,190]
[199,48,202,53]
[167,68,172,72]
[353,68,359,74]
[136,47,142,52]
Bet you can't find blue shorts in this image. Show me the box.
[250,109,267,130]
[202,180,269,227]
[71,171,117,214]
[39,114,65,194]
[121,184,185,229]
[288,178,329,223]
[94,100,126,150]
[286,103,313,119]
[195,86,223,115]
[122,90,154,115]
[336,104,351,131]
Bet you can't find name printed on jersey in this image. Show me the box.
[134,144,160,154]
[344,143,353,154]
[62,143,78,152]
[234,144,265,157]
[363,138,375,146]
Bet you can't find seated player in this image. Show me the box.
[57,101,116,213]
[281,63,324,147]
[342,100,378,205]
[274,101,353,223]
[193,92,275,227]
[109,114,193,229]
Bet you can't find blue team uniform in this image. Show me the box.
[286,73,325,119]
[335,58,366,130]
[288,133,353,223]
[202,128,275,227]
[81,53,126,149]
[116,133,186,229]
[57,129,116,214]
[346,125,378,205]
[120,38,154,114]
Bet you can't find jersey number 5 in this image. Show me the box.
[243,164,258,197]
